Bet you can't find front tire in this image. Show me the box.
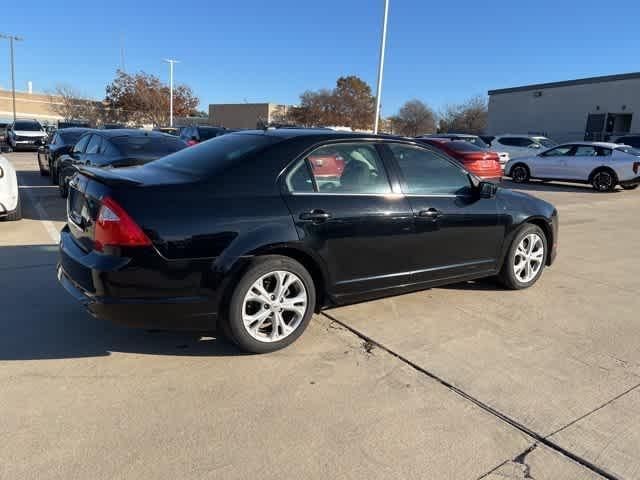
[510,164,530,183]
[224,255,316,354]
[498,224,547,290]
[4,193,22,221]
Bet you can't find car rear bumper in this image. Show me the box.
[57,226,219,330]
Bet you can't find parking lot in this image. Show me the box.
[1,150,640,479]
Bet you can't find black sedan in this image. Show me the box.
[57,130,558,353]
[37,127,94,179]
[56,129,187,198]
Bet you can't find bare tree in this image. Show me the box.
[390,99,436,136]
[439,95,488,134]
[48,85,101,123]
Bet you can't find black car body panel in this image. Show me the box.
[39,128,94,176]
[58,130,558,331]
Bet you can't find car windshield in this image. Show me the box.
[616,146,640,156]
[111,135,187,157]
[59,131,86,144]
[536,138,556,148]
[153,133,280,176]
[14,121,42,131]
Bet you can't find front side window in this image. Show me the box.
[389,144,471,196]
[542,146,574,157]
[289,143,391,194]
[573,146,598,157]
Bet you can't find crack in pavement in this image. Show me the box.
[322,311,621,480]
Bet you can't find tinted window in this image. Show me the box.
[286,159,314,193]
[198,127,225,141]
[390,144,471,195]
[300,143,391,194]
[85,135,103,154]
[542,146,574,157]
[499,137,533,147]
[14,121,42,131]
[446,141,486,153]
[110,135,186,157]
[153,133,279,176]
[59,131,86,145]
[73,134,92,153]
[573,146,597,157]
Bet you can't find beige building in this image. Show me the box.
[488,72,640,143]
[0,88,65,124]
[209,103,292,129]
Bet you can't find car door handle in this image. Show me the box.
[299,210,332,222]
[418,208,442,219]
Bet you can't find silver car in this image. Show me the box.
[504,142,640,192]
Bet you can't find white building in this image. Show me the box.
[488,72,640,143]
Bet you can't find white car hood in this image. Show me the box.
[0,155,19,212]
[13,130,46,137]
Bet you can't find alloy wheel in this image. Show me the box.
[241,270,308,343]
[593,172,613,192]
[513,233,545,283]
[512,166,528,183]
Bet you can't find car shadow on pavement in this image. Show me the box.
[0,245,244,360]
[500,179,621,194]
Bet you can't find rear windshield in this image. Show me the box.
[59,131,85,144]
[616,146,640,156]
[447,141,486,153]
[152,133,279,176]
[14,121,42,131]
[111,135,187,157]
[198,127,224,140]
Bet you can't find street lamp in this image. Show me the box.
[0,33,24,122]
[163,59,179,127]
[373,0,389,134]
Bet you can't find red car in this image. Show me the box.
[308,153,345,178]
[417,138,503,181]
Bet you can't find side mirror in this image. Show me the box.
[479,181,498,199]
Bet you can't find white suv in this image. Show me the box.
[7,119,47,151]
[490,134,556,160]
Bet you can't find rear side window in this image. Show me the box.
[542,146,574,157]
[111,135,186,157]
[153,133,279,176]
[389,144,471,195]
[73,134,92,153]
[288,143,391,194]
[499,137,532,147]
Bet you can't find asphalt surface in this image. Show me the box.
[1,151,639,479]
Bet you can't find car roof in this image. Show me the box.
[57,127,95,133]
[496,134,550,139]
[233,128,403,142]
[556,141,620,148]
[90,129,171,138]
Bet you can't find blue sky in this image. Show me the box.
[3,0,640,115]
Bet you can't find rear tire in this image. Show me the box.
[591,169,617,192]
[621,184,639,190]
[224,255,316,354]
[498,224,547,290]
[510,164,530,183]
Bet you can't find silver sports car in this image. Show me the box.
[505,142,640,192]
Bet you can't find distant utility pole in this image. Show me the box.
[0,33,24,122]
[373,0,389,134]
[163,59,179,127]
[120,34,126,72]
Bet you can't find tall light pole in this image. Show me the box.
[373,0,389,134]
[0,33,24,122]
[163,59,179,127]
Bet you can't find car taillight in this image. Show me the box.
[94,196,151,252]
[634,162,640,174]
[187,140,198,146]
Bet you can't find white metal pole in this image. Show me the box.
[373,0,389,134]
[1,33,23,122]
[164,59,179,127]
